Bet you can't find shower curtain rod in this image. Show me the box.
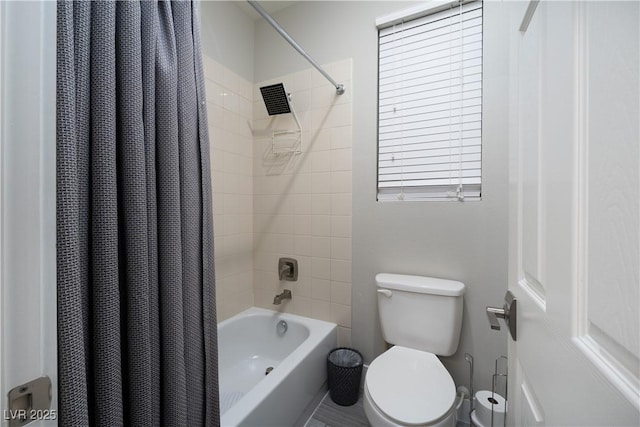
[247,0,345,95]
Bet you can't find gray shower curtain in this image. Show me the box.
[56,1,218,425]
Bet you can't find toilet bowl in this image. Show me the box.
[363,346,457,427]
[365,274,466,427]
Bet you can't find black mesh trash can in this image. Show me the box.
[327,347,363,406]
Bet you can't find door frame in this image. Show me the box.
[0,2,57,425]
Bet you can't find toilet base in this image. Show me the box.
[363,384,457,427]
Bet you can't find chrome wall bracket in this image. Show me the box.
[486,290,517,341]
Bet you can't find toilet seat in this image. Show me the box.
[365,346,456,426]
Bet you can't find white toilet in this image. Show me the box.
[363,273,466,427]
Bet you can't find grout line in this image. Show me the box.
[303,390,330,427]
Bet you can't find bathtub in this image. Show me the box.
[218,307,337,426]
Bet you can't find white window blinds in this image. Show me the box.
[377,0,483,201]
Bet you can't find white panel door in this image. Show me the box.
[507,1,639,425]
[0,2,57,426]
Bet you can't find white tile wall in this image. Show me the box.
[253,59,353,347]
[204,55,353,345]
[204,55,254,321]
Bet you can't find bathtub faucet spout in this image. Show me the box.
[273,289,292,305]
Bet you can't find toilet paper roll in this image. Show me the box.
[470,409,488,427]
[475,390,507,427]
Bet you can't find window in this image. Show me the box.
[377,0,483,201]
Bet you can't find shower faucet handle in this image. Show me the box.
[278,257,298,281]
[486,290,517,341]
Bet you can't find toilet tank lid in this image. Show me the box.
[376,273,465,296]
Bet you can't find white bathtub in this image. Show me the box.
[218,307,337,426]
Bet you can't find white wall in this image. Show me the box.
[254,1,510,391]
[201,1,255,83]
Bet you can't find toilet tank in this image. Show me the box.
[376,273,465,356]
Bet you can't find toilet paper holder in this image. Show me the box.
[486,291,517,341]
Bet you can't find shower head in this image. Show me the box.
[260,83,291,116]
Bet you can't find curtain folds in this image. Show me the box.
[56,1,219,425]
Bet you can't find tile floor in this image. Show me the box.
[304,392,368,427]
[304,391,471,427]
